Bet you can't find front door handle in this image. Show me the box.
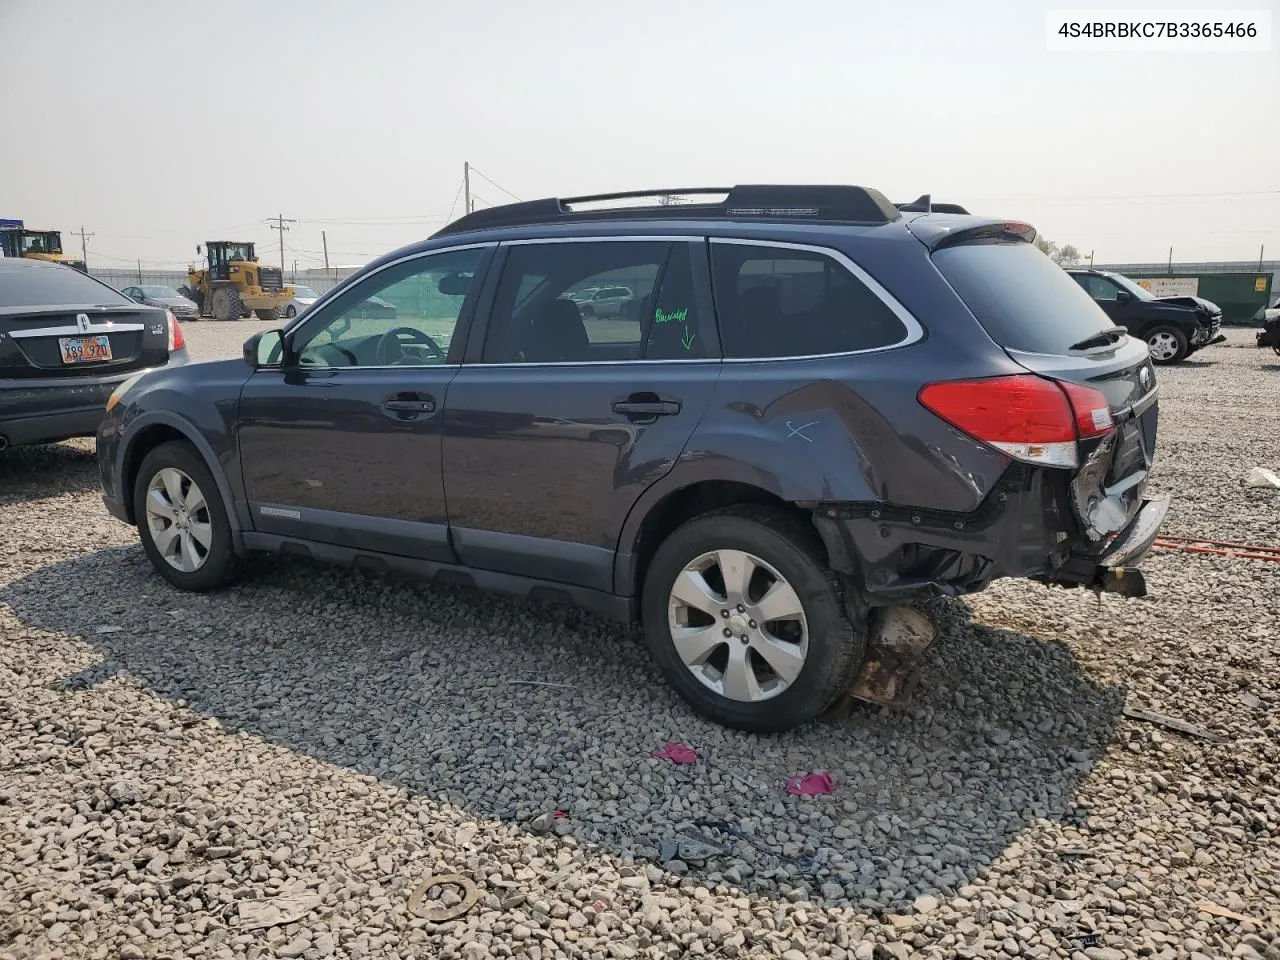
[381,393,436,419]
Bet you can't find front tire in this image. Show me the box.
[133,441,239,592]
[1145,325,1189,364]
[285,304,297,318]
[641,507,865,732]
[254,307,282,321]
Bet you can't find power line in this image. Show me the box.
[445,176,466,223]
[467,165,521,202]
[266,214,298,273]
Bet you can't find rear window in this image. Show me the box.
[0,262,128,309]
[932,242,1116,354]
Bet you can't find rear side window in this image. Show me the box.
[0,262,128,308]
[933,242,1116,354]
[710,243,908,359]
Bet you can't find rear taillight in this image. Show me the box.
[918,374,1113,468]
[166,309,185,351]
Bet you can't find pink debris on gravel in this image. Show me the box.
[785,772,834,796]
[650,742,698,764]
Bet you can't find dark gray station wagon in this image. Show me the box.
[98,185,1168,731]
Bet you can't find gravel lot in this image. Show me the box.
[2,323,1277,960]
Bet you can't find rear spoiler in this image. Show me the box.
[906,218,1038,252]
[895,194,971,215]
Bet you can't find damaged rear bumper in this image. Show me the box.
[809,470,1169,602]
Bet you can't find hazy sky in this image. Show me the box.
[2,0,1276,269]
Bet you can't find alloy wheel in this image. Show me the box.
[145,467,212,572]
[667,549,809,702]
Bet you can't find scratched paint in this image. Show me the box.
[785,419,819,442]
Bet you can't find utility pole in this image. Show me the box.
[1167,246,1173,274]
[1259,244,1265,272]
[464,161,472,214]
[136,258,142,283]
[322,230,330,275]
[77,226,94,265]
[267,214,297,274]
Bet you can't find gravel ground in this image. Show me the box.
[1,324,1277,960]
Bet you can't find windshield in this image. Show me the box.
[292,285,318,297]
[219,243,253,261]
[933,241,1119,355]
[1107,273,1156,301]
[140,285,181,298]
[20,232,62,255]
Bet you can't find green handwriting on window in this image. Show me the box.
[654,307,689,325]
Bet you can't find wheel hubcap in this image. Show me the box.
[1148,332,1178,361]
[145,467,212,573]
[667,549,809,703]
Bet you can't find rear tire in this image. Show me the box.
[1145,325,1189,364]
[254,307,282,321]
[133,441,240,592]
[641,506,865,732]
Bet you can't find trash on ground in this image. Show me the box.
[406,873,480,923]
[696,819,823,871]
[786,771,835,796]
[1194,899,1256,923]
[1122,705,1226,742]
[505,679,576,688]
[651,742,698,764]
[657,831,728,864]
[237,892,323,930]
[94,625,124,634]
[1246,466,1280,489]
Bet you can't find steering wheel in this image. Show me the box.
[376,327,444,365]
[302,342,358,366]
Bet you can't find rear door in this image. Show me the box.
[442,237,719,592]
[932,241,1158,533]
[0,262,170,380]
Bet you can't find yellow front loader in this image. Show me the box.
[179,241,294,321]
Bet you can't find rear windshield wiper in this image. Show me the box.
[1069,326,1128,351]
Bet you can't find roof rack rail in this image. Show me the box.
[432,184,902,237]
[895,194,971,215]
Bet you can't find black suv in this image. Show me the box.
[1066,268,1224,364]
[98,186,1168,732]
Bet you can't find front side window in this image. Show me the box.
[711,243,908,359]
[292,247,483,367]
[483,242,675,363]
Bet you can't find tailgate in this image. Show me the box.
[0,304,170,378]
[1007,337,1157,541]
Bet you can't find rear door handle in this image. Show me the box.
[613,399,681,418]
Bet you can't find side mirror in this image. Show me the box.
[244,329,284,369]
[1116,289,1132,303]
[131,291,146,302]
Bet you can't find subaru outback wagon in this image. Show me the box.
[98,185,1168,732]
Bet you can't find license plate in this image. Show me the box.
[59,335,113,364]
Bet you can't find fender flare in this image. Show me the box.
[118,410,244,539]
[611,459,787,596]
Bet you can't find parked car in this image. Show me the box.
[121,284,200,321]
[1,258,189,450]
[97,185,1168,732]
[576,285,634,319]
[1066,268,1225,364]
[1257,293,1280,355]
[282,283,321,319]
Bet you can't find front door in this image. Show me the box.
[237,245,492,561]
[443,237,719,592]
